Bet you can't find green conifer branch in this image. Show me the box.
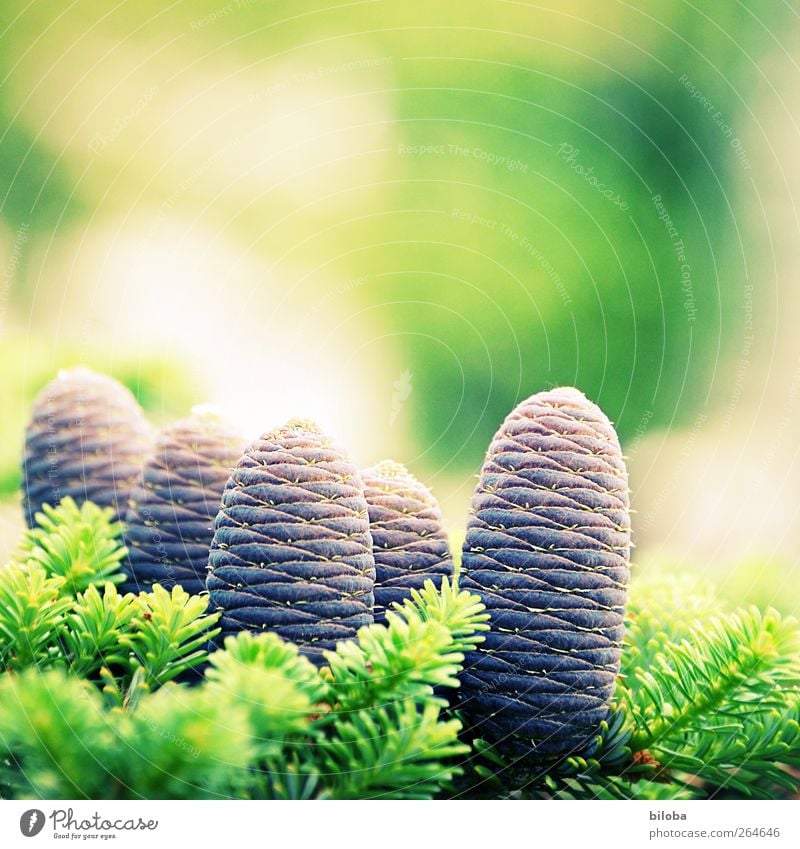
[15,498,126,593]
[621,572,722,675]
[322,577,489,712]
[0,574,221,694]
[0,578,488,800]
[205,632,323,753]
[625,607,800,744]
[2,501,800,801]
[61,584,138,678]
[0,669,114,799]
[621,605,800,798]
[121,585,221,688]
[395,577,491,656]
[0,566,72,670]
[316,700,468,799]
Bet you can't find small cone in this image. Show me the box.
[207,419,375,665]
[22,367,151,526]
[122,410,246,595]
[362,459,453,623]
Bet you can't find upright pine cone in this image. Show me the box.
[22,367,151,526]
[207,419,375,664]
[459,387,631,758]
[362,459,453,623]
[121,409,245,596]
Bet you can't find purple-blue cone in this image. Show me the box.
[121,410,246,596]
[22,367,151,526]
[207,419,375,665]
[362,460,453,623]
[458,387,631,758]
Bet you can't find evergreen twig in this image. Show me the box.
[15,498,126,593]
[1,504,799,801]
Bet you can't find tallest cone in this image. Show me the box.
[458,386,631,757]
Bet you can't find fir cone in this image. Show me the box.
[121,409,246,596]
[22,367,151,526]
[362,459,453,623]
[207,419,375,665]
[459,387,631,759]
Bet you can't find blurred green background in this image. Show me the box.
[2,1,799,611]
